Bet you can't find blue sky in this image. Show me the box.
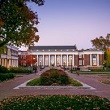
[21,0,110,50]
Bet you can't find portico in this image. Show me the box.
[36,54,75,67]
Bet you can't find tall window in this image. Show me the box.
[92,54,97,66]
[79,60,83,66]
[79,54,82,58]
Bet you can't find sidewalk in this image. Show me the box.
[0,68,110,101]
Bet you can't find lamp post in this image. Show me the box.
[71,57,72,73]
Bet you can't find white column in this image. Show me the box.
[43,55,44,66]
[12,59,14,67]
[14,59,16,67]
[17,60,18,67]
[5,59,6,67]
[61,54,62,66]
[49,54,50,66]
[72,54,74,66]
[55,54,56,67]
[37,55,38,66]
[97,54,99,66]
[12,60,14,67]
[2,59,4,66]
[90,54,92,66]
[67,54,68,67]
[9,59,11,68]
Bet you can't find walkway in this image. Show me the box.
[0,68,110,101]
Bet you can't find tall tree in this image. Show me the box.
[91,34,110,68]
[0,0,44,49]
[106,48,110,68]
[91,34,110,50]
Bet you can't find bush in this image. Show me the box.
[0,95,110,110]
[0,73,15,81]
[40,69,70,85]
[9,67,33,74]
[0,65,8,73]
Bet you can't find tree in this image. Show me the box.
[26,55,37,66]
[106,48,110,68]
[91,34,110,68]
[91,34,110,51]
[0,0,44,49]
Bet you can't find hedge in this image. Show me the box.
[9,67,33,74]
[0,95,110,110]
[0,73,15,81]
[0,65,9,73]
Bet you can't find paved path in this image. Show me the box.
[0,68,110,101]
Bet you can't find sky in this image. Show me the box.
[20,0,110,50]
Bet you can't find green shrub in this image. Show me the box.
[0,65,8,73]
[9,67,33,74]
[0,73,15,81]
[0,95,110,110]
[40,69,70,85]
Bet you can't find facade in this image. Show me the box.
[27,45,104,69]
[0,45,18,68]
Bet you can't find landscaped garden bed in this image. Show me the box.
[27,69,82,86]
[0,95,110,110]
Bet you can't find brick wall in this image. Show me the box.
[99,54,104,65]
[84,54,90,66]
[74,55,78,66]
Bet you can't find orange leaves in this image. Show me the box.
[26,55,37,65]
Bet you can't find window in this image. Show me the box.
[92,54,97,66]
[79,60,83,65]
[79,54,82,58]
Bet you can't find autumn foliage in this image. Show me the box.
[19,55,37,66]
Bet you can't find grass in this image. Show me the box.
[27,78,40,86]
[69,78,82,86]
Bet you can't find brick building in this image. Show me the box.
[25,45,104,69]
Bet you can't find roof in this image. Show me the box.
[29,45,77,50]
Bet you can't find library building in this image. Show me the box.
[28,45,104,69]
